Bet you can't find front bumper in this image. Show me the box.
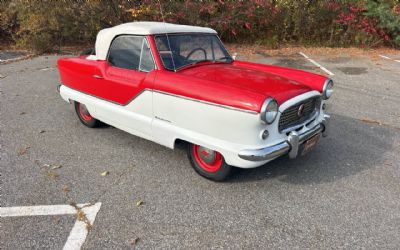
[238,114,330,162]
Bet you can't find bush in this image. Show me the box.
[364,0,400,46]
[1,0,399,52]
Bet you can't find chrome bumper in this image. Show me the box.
[239,114,330,162]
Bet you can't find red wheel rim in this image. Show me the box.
[192,144,222,173]
[78,103,92,121]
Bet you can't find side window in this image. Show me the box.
[108,36,143,70]
[139,39,155,72]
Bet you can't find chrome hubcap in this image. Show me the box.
[197,146,216,164]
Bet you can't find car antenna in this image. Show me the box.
[157,0,177,72]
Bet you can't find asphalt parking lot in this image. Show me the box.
[1,49,400,249]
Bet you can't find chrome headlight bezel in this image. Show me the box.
[322,79,334,100]
[260,98,278,124]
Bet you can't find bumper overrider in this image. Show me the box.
[239,114,330,161]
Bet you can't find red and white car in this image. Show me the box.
[57,22,332,181]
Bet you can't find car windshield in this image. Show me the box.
[154,34,232,71]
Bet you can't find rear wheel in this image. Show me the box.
[187,143,232,181]
[74,101,101,128]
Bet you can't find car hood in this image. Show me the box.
[179,63,312,104]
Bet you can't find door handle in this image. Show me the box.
[93,74,103,79]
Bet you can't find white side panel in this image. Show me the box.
[60,85,153,140]
[152,90,326,168]
[152,91,281,168]
[60,85,326,169]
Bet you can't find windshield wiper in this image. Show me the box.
[215,56,233,62]
[175,58,234,71]
[175,59,214,71]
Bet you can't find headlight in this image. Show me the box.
[261,98,278,124]
[322,79,334,100]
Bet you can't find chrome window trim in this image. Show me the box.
[139,38,156,73]
[106,34,157,72]
[153,33,233,71]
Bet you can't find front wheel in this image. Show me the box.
[187,143,233,181]
[74,101,101,128]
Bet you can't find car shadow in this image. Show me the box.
[228,114,396,184]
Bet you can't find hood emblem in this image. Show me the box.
[297,104,305,117]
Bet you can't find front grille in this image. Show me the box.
[278,97,318,132]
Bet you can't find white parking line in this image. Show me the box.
[379,54,400,63]
[299,52,335,76]
[379,55,391,60]
[0,202,102,250]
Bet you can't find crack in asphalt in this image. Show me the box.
[69,202,95,231]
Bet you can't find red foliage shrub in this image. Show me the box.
[1,0,399,51]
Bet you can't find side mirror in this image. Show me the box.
[232,52,237,60]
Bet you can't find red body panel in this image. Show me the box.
[57,35,328,112]
[178,63,315,105]
[234,60,327,93]
[58,58,155,105]
[153,70,265,112]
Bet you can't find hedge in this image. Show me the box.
[0,0,399,53]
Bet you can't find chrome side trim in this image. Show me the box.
[60,85,258,114]
[153,90,259,115]
[60,84,148,106]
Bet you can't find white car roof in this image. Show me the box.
[94,22,217,60]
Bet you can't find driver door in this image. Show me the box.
[93,35,156,137]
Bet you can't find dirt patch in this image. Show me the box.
[321,57,351,64]
[336,67,368,75]
[0,51,28,60]
[273,57,315,70]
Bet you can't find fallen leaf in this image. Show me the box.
[63,185,70,193]
[20,112,26,115]
[384,160,392,166]
[136,200,144,206]
[39,130,46,134]
[45,171,59,179]
[359,118,382,125]
[128,238,140,245]
[0,73,6,79]
[51,164,62,170]
[18,147,30,156]
[100,171,109,177]
[43,163,51,168]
